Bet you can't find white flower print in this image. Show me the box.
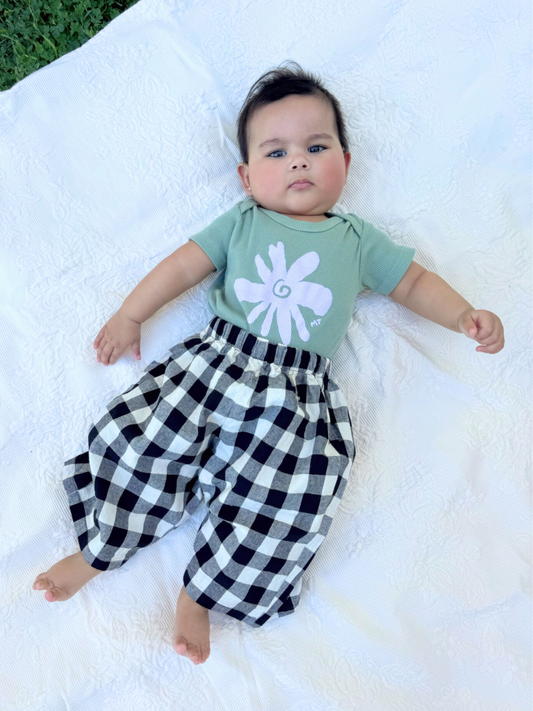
[233,241,332,345]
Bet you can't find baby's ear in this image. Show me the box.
[236,162,249,190]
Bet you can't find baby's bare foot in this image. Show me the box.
[32,551,102,602]
[173,585,211,665]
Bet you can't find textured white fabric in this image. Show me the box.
[0,0,530,709]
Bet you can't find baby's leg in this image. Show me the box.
[32,552,102,602]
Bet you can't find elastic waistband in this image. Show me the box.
[201,316,331,380]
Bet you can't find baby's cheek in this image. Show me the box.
[258,169,283,197]
[322,159,346,188]
[268,167,285,188]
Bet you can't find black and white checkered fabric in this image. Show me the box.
[64,316,356,627]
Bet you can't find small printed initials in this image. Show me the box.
[310,319,322,327]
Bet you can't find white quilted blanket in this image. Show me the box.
[1,1,530,709]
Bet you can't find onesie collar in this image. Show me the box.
[256,205,343,232]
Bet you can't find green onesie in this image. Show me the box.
[188,197,415,359]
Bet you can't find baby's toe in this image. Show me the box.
[44,585,69,602]
[173,638,188,657]
[33,575,69,601]
[190,644,209,664]
[188,645,201,663]
[33,575,51,591]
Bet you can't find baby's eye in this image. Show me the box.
[267,145,326,158]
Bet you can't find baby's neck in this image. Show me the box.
[260,206,330,222]
[282,213,330,222]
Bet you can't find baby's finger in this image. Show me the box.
[476,337,504,353]
[93,330,104,349]
[108,346,123,366]
[477,328,503,346]
[98,342,115,365]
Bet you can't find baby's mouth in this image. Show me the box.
[290,180,313,189]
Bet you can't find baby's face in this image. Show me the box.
[237,94,351,222]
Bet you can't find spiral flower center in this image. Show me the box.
[273,279,292,299]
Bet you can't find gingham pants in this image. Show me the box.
[63,316,356,627]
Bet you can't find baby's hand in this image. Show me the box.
[457,308,505,354]
[93,310,142,366]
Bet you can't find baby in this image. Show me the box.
[32,61,505,666]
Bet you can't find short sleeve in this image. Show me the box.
[360,219,416,295]
[187,202,242,272]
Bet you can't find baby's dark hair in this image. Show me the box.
[237,60,350,164]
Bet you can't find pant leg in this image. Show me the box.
[62,326,239,570]
[182,348,356,627]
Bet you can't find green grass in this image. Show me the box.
[0,0,140,93]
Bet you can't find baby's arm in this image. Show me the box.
[389,262,505,354]
[120,241,216,324]
[94,242,216,366]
